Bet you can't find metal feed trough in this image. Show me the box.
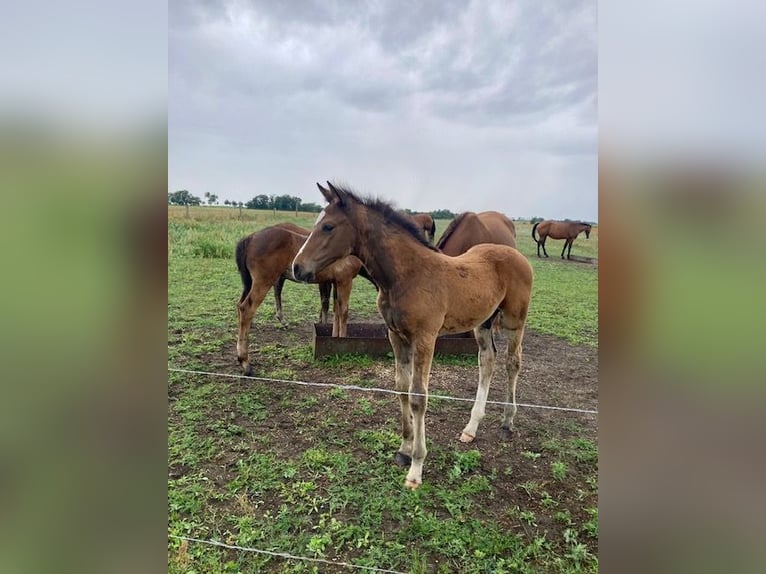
[312,322,477,359]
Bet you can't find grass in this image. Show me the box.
[168,205,598,573]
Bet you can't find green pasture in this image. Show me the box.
[168,205,598,573]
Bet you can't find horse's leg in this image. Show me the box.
[388,330,414,468]
[500,324,525,439]
[460,324,497,443]
[405,335,436,490]
[568,239,574,259]
[318,282,331,324]
[561,239,569,259]
[236,279,271,376]
[332,279,352,337]
[541,236,549,257]
[273,275,288,327]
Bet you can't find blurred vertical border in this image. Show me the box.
[0,1,167,573]
[600,1,766,572]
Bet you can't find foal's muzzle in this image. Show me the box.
[292,263,313,282]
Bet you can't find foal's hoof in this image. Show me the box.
[459,432,475,443]
[394,452,412,467]
[241,363,253,377]
[501,426,513,440]
[404,478,421,490]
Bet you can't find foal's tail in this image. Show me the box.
[235,235,252,302]
[531,221,540,244]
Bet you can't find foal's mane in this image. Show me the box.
[335,185,438,252]
[435,212,471,250]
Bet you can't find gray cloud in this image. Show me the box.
[170,0,597,220]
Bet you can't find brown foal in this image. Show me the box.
[293,183,533,489]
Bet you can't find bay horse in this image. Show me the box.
[531,220,592,260]
[408,212,436,243]
[235,223,364,376]
[293,182,533,490]
[436,211,517,255]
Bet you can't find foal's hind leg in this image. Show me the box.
[237,280,271,376]
[273,276,288,327]
[460,324,497,443]
[318,282,331,324]
[561,240,569,259]
[332,279,352,337]
[500,324,525,439]
[541,237,549,257]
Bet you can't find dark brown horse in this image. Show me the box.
[235,223,364,376]
[293,183,533,489]
[436,211,516,255]
[408,213,436,243]
[532,220,592,259]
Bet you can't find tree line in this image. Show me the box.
[169,190,559,222]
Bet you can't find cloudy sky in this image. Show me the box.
[169,0,597,221]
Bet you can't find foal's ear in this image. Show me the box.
[325,181,346,206]
[316,182,333,203]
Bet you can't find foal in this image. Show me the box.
[235,224,363,376]
[293,183,533,489]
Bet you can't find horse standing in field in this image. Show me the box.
[235,223,365,376]
[531,220,592,260]
[408,213,437,243]
[436,211,517,255]
[293,182,533,490]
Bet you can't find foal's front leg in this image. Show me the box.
[404,336,436,490]
[388,331,414,467]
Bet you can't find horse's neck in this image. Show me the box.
[353,211,433,291]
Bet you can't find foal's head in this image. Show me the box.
[292,182,358,282]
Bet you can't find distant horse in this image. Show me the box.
[235,223,364,376]
[532,220,592,259]
[293,182,533,490]
[408,213,436,243]
[436,211,516,255]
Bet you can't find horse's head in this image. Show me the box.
[292,182,357,282]
[584,224,592,239]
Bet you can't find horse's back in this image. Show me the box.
[477,211,516,248]
[240,226,305,279]
[454,243,532,283]
[275,222,310,236]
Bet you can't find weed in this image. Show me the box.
[354,397,375,416]
[519,480,540,498]
[449,449,482,480]
[551,460,568,481]
[521,450,542,461]
[582,507,598,538]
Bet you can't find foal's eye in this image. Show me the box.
[322,224,334,233]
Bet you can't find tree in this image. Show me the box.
[430,209,455,220]
[223,199,231,206]
[203,192,218,205]
[301,202,323,213]
[529,217,544,224]
[245,194,271,210]
[168,189,201,206]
